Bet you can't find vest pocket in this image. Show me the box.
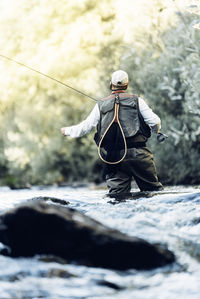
[120,100,137,109]
[101,100,115,114]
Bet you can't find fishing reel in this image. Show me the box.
[157,132,168,143]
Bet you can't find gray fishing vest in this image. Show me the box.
[97,93,140,140]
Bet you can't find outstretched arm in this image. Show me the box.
[61,104,100,138]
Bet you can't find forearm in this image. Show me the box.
[64,121,95,138]
[61,104,100,138]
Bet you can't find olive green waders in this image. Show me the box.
[106,147,163,194]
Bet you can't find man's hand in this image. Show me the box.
[61,127,66,136]
[157,132,168,143]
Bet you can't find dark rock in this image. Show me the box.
[30,196,70,206]
[42,268,76,278]
[178,238,200,263]
[191,217,200,225]
[0,270,30,282]
[0,201,175,270]
[38,255,69,264]
[97,279,124,290]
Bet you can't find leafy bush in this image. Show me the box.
[0,0,120,187]
[121,13,200,184]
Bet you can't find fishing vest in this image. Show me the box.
[96,93,142,143]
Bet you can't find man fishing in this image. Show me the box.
[61,70,163,197]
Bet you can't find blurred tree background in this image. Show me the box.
[0,0,199,188]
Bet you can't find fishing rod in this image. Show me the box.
[0,53,98,102]
[0,55,168,142]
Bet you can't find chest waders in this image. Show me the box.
[98,94,127,165]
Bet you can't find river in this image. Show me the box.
[0,185,200,299]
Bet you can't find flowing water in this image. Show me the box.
[0,185,200,299]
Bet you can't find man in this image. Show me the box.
[61,70,163,197]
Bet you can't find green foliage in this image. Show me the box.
[121,13,200,184]
[0,0,120,187]
[0,0,199,187]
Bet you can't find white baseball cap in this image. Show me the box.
[111,70,129,87]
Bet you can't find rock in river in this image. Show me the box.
[0,200,175,270]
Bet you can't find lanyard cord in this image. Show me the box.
[97,94,127,165]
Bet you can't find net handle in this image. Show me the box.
[98,95,127,165]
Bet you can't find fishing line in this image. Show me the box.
[0,53,98,102]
